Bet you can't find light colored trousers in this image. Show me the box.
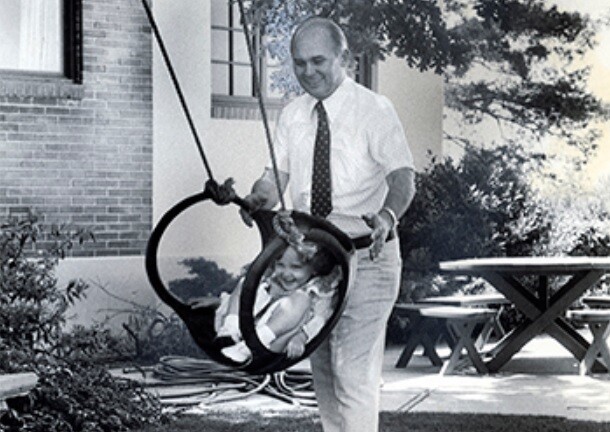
[310,239,401,432]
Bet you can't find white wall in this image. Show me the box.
[58,257,158,332]
[377,57,444,171]
[152,1,266,275]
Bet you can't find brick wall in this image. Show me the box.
[0,0,152,257]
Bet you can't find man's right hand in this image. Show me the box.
[239,193,267,227]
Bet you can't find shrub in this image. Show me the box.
[0,212,91,373]
[0,360,169,432]
[168,257,238,302]
[397,144,550,302]
[0,211,169,432]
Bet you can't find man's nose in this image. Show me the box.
[303,62,315,75]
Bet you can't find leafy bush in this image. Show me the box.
[112,305,206,365]
[387,144,610,342]
[168,257,238,303]
[397,144,550,302]
[0,212,91,373]
[0,211,169,432]
[0,360,169,432]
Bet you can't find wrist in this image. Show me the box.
[379,207,398,231]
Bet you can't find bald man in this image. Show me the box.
[242,17,416,432]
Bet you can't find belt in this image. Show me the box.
[351,229,396,250]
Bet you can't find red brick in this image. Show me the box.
[0,0,152,257]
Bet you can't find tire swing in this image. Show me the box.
[141,0,356,374]
[145,185,355,374]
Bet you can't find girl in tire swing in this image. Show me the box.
[214,236,342,364]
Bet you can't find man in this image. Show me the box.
[241,17,416,432]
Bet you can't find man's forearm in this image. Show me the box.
[382,167,415,225]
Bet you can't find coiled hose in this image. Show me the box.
[126,356,317,408]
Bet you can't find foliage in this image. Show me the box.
[168,257,239,303]
[0,360,169,432]
[115,306,205,364]
[397,144,550,301]
[247,0,608,154]
[387,143,610,341]
[0,212,91,373]
[396,148,610,303]
[0,212,168,432]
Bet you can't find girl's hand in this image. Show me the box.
[285,331,308,358]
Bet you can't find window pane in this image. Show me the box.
[233,31,250,64]
[212,29,229,61]
[0,0,63,73]
[212,63,229,95]
[211,0,228,28]
[233,65,252,97]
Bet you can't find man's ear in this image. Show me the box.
[340,49,350,67]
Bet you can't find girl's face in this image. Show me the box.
[272,247,314,292]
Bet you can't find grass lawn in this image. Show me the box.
[134,411,610,432]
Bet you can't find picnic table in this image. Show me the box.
[439,256,610,372]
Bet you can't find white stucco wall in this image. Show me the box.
[58,256,158,332]
[377,57,444,171]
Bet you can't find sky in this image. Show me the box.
[550,0,610,188]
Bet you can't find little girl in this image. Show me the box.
[215,243,341,363]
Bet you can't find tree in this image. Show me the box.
[168,257,238,302]
[246,0,608,159]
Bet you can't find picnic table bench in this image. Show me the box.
[394,295,506,374]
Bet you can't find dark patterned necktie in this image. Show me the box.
[311,101,332,218]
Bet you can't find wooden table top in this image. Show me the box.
[439,256,610,275]
[418,293,511,306]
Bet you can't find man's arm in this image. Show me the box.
[381,167,416,225]
[363,167,416,259]
[240,168,289,226]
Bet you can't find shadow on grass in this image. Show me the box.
[135,411,609,432]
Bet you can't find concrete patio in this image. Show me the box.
[380,336,610,422]
[183,334,610,423]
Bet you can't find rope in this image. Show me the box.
[235,0,287,211]
[126,356,316,408]
[140,0,215,181]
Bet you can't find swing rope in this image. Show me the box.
[235,0,287,212]
[141,0,287,212]
[140,0,215,182]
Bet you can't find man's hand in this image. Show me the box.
[362,210,393,260]
[239,193,267,227]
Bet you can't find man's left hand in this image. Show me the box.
[362,211,392,260]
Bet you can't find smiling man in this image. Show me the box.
[241,17,416,432]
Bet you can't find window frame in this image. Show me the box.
[211,1,281,119]
[0,0,83,85]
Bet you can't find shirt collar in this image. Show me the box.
[307,76,352,124]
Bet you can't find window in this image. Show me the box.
[210,1,375,120]
[211,0,283,119]
[0,0,82,83]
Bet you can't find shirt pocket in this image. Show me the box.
[331,129,373,194]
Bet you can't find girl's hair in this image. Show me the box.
[305,244,336,276]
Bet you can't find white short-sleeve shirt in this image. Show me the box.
[269,77,414,237]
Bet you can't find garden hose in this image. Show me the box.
[127,356,317,408]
